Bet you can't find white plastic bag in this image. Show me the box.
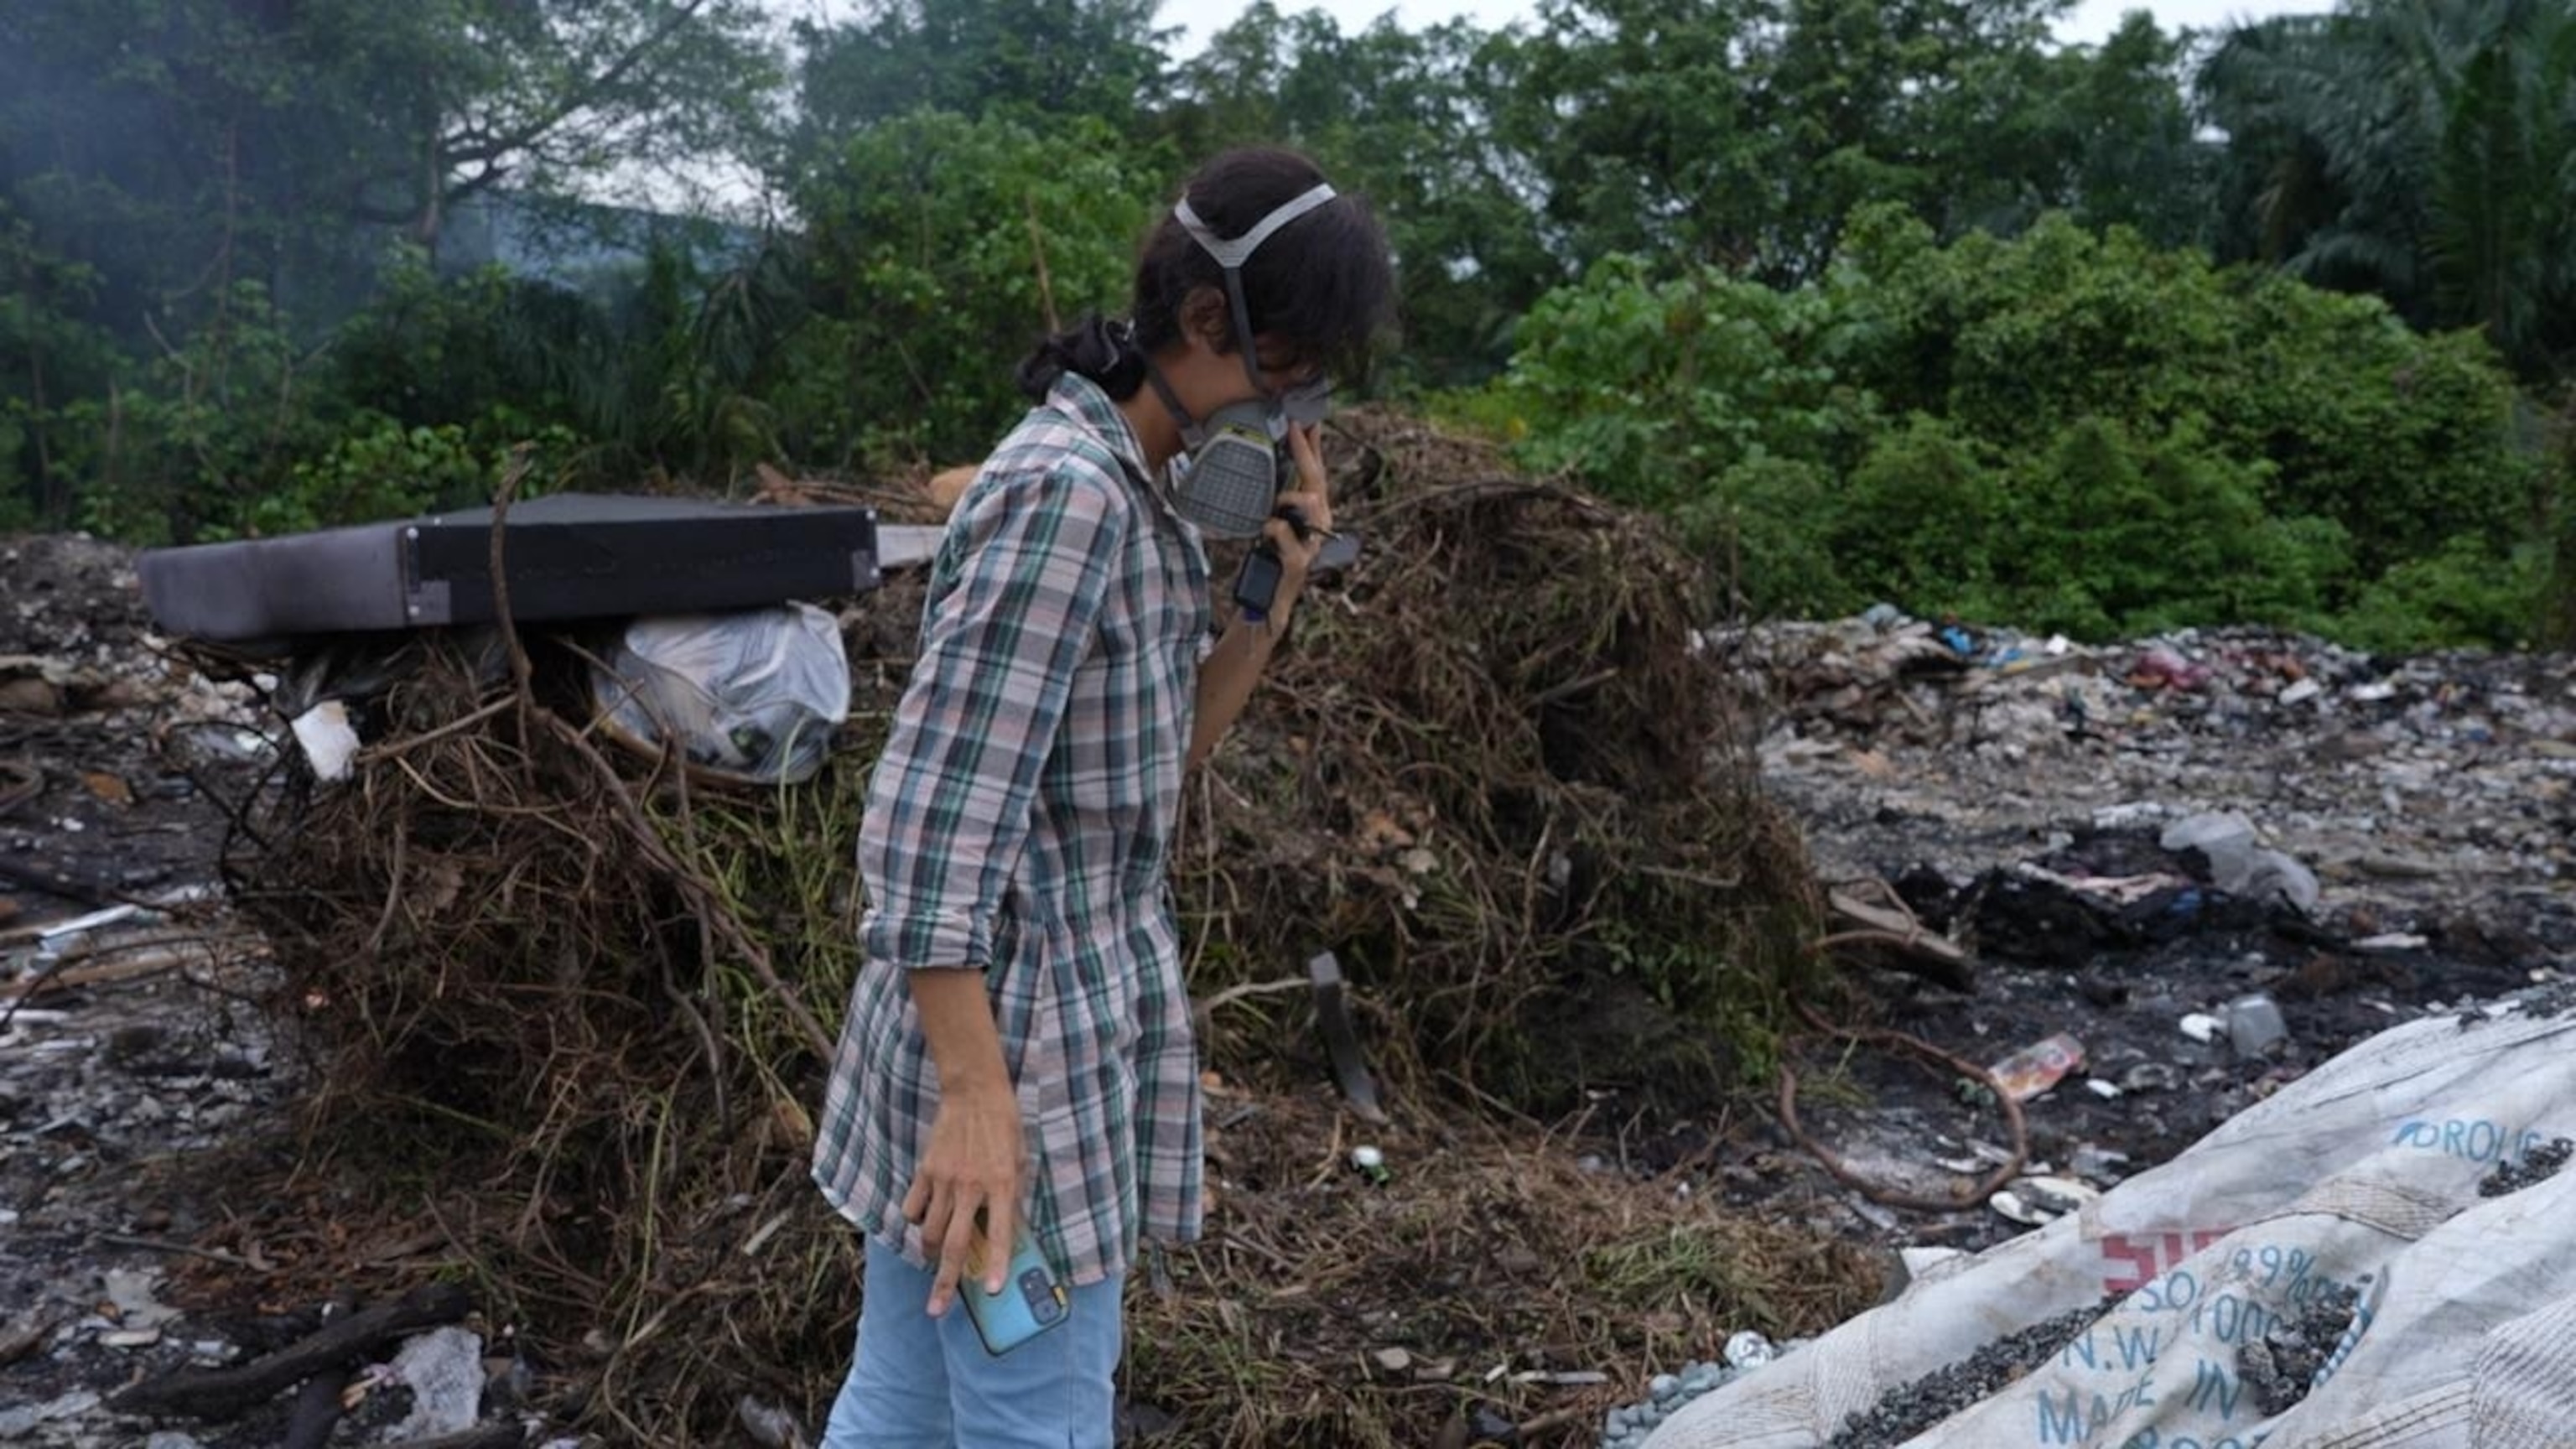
[590,605,850,785]
[1645,992,2576,1449]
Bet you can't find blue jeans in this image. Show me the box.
[822,1239,1125,1448]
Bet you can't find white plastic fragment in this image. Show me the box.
[386,1325,486,1437]
[288,700,361,782]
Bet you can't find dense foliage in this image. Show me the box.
[1470,209,2548,647]
[0,0,2568,647]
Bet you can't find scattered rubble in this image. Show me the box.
[3,538,525,1447]
[1821,1299,2113,1449]
[1740,614,2575,926]
[2237,1277,2363,1417]
[2480,1136,2574,1197]
[1736,607,2573,1258]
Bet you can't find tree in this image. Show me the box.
[1483,0,2110,285]
[2038,12,2214,247]
[0,203,121,524]
[789,0,1172,173]
[2199,0,2576,378]
[775,111,1163,468]
[0,0,782,332]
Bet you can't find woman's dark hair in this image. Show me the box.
[1017,147,1395,402]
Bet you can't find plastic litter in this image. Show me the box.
[590,605,850,785]
[1600,1337,1810,1449]
[2224,991,2289,1056]
[2120,1062,2183,1093]
[737,1395,810,1449]
[2159,810,2256,881]
[0,1392,101,1438]
[2127,644,2212,691]
[1985,1032,2085,1102]
[2245,846,2321,912]
[2158,811,2319,911]
[386,1325,486,1438]
[288,700,360,782]
[1989,1175,2100,1227]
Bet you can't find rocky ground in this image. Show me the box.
[5,537,2571,1447]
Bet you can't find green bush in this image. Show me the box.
[1674,455,1852,620]
[1988,418,2334,639]
[325,240,799,492]
[1500,255,1877,507]
[1826,414,2004,620]
[32,258,601,544]
[1477,205,2556,647]
[231,414,498,541]
[2338,536,2549,654]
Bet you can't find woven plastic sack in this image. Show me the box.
[590,604,849,784]
[1646,991,2576,1449]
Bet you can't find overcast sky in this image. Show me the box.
[1145,0,2339,51]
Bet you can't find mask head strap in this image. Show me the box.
[1176,183,1336,393]
[1142,358,1205,446]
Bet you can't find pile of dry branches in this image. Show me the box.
[210,412,1837,1443]
[1178,411,1824,1108]
[219,621,881,1440]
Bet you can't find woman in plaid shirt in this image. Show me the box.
[814,148,1394,1446]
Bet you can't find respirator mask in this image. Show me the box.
[1147,183,1338,539]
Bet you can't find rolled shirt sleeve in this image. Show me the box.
[858,460,1124,971]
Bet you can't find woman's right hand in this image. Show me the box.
[902,1083,1026,1317]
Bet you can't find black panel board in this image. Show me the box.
[138,493,880,645]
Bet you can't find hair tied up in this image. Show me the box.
[1015,311,1149,402]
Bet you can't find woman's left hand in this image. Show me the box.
[1261,423,1332,626]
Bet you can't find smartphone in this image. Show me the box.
[1233,545,1286,621]
[958,1228,1070,1357]
[1233,532,1363,622]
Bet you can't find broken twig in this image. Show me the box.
[110,1282,473,1421]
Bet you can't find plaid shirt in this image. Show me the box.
[812,373,1209,1287]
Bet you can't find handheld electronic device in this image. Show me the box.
[958,1228,1070,1357]
[1231,506,1360,623]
